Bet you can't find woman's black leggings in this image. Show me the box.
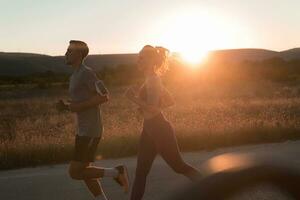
[130,113,201,200]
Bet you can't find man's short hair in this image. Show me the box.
[69,40,89,59]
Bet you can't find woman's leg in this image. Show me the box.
[131,130,157,200]
[154,121,201,181]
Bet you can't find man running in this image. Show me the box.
[56,40,129,200]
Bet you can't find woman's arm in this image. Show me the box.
[125,87,160,113]
[159,87,175,108]
[125,87,147,107]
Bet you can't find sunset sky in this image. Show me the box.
[1,0,300,56]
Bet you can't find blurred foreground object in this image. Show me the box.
[170,153,300,200]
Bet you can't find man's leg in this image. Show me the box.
[84,179,108,200]
[69,136,129,199]
[69,161,119,180]
[84,179,102,196]
[69,162,108,199]
[70,136,119,180]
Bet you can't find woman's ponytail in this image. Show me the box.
[140,45,170,75]
[155,46,169,75]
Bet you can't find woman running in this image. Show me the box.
[126,45,202,200]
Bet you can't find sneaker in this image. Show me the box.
[114,165,129,193]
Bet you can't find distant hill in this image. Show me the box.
[0,53,137,76]
[207,48,300,63]
[279,48,300,60]
[0,52,70,76]
[84,54,137,69]
[54,54,138,70]
[0,48,300,76]
[207,49,278,63]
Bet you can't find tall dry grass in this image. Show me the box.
[0,81,299,170]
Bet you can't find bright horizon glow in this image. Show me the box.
[181,50,208,65]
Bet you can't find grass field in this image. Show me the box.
[0,80,299,170]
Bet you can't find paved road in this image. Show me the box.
[0,140,299,200]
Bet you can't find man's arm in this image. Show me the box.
[68,69,110,112]
[69,94,109,112]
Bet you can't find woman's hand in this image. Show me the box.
[125,87,135,99]
[125,85,140,100]
[141,105,160,114]
[130,85,141,95]
[160,87,175,108]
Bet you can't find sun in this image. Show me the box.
[153,8,244,66]
[180,50,208,65]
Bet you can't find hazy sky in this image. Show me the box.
[1,0,300,55]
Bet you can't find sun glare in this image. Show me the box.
[181,50,208,65]
[153,8,244,67]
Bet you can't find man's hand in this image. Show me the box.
[55,100,69,112]
[96,94,109,104]
[68,101,79,112]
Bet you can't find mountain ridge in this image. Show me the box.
[0,48,299,76]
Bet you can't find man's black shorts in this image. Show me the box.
[72,135,101,162]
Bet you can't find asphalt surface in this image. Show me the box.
[0,140,299,200]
